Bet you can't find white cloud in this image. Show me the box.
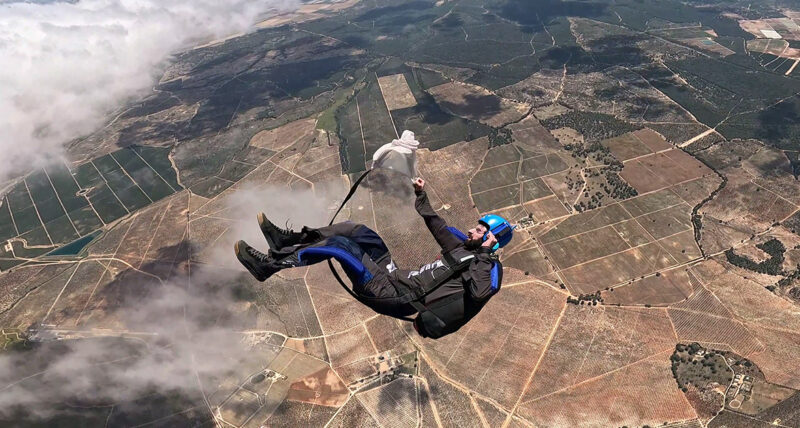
[0,0,297,181]
[0,184,338,421]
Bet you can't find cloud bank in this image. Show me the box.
[0,0,296,181]
[0,183,344,422]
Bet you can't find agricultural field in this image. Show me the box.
[3,0,800,426]
[0,146,180,271]
[695,140,800,255]
[426,81,530,127]
[470,119,719,296]
[739,16,800,40]
[337,64,492,173]
[647,23,736,57]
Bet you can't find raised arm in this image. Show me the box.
[413,178,462,252]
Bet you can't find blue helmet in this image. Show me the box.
[478,214,514,252]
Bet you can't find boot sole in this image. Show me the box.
[234,240,267,282]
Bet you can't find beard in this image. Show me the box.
[464,238,483,251]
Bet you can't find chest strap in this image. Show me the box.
[393,251,475,304]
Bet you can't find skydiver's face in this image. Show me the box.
[464,223,487,250]
[467,223,488,241]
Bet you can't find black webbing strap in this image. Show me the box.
[328,169,372,227]
[324,169,471,326]
[388,253,475,304]
[326,169,373,302]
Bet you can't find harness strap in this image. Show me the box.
[328,169,372,227]
[388,252,475,304]
[325,169,376,305]
[323,168,472,326]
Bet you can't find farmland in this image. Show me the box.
[3,0,800,426]
[0,146,180,271]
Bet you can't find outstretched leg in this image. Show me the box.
[234,240,285,281]
[313,222,391,264]
[261,217,392,262]
[258,213,306,251]
[235,236,416,318]
[235,232,376,284]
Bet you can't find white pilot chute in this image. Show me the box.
[370,129,419,179]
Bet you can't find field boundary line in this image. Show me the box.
[748,179,799,209]
[474,307,524,389]
[288,267,313,339]
[375,72,400,139]
[90,161,131,215]
[43,167,81,236]
[786,58,800,76]
[571,307,603,382]
[137,197,173,268]
[666,306,680,340]
[541,200,687,246]
[417,376,444,428]
[441,310,478,369]
[190,158,282,218]
[65,162,105,226]
[41,261,81,324]
[679,127,717,148]
[362,323,380,355]
[470,395,492,428]
[131,148,179,192]
[355,95,368,170]
[554,226,690,273]
[502,302,567,427]
[403,332,513,415]
[109,152,153,204]
[23,178,53,245]
[520,349,671,406]
[471,151,709,223]
[4,196,19,236]
[75,218,136,325]
[618,202,680,265]
[267,161,314,186]
[602,308,645,417]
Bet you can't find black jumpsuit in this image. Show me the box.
[278,190,498,333]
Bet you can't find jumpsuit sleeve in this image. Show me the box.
[466,249,496,302]
[415,190,463,252]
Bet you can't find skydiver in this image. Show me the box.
[233,178,513,338]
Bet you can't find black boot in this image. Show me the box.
[234,240,282,282]
[257,213,305,251]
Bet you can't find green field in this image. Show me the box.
[337,73,397,173]
[0,146,182,270]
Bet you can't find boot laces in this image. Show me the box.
[277,221,295,236]
[246,246,271,263]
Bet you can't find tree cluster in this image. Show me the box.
[670,343,732,392]
[488,127,513,147]
[724,238,786,276]
[566,291,603,305]
[564,139,637,213]
[541,111,638,143]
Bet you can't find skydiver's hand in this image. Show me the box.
[413,177,425,192]
[482,231,497,248]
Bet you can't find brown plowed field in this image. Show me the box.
[415,282,565,407]
[522,306,676,403]
[602,268,696,306]
[667,308,764,356]
[518,351,696,427]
